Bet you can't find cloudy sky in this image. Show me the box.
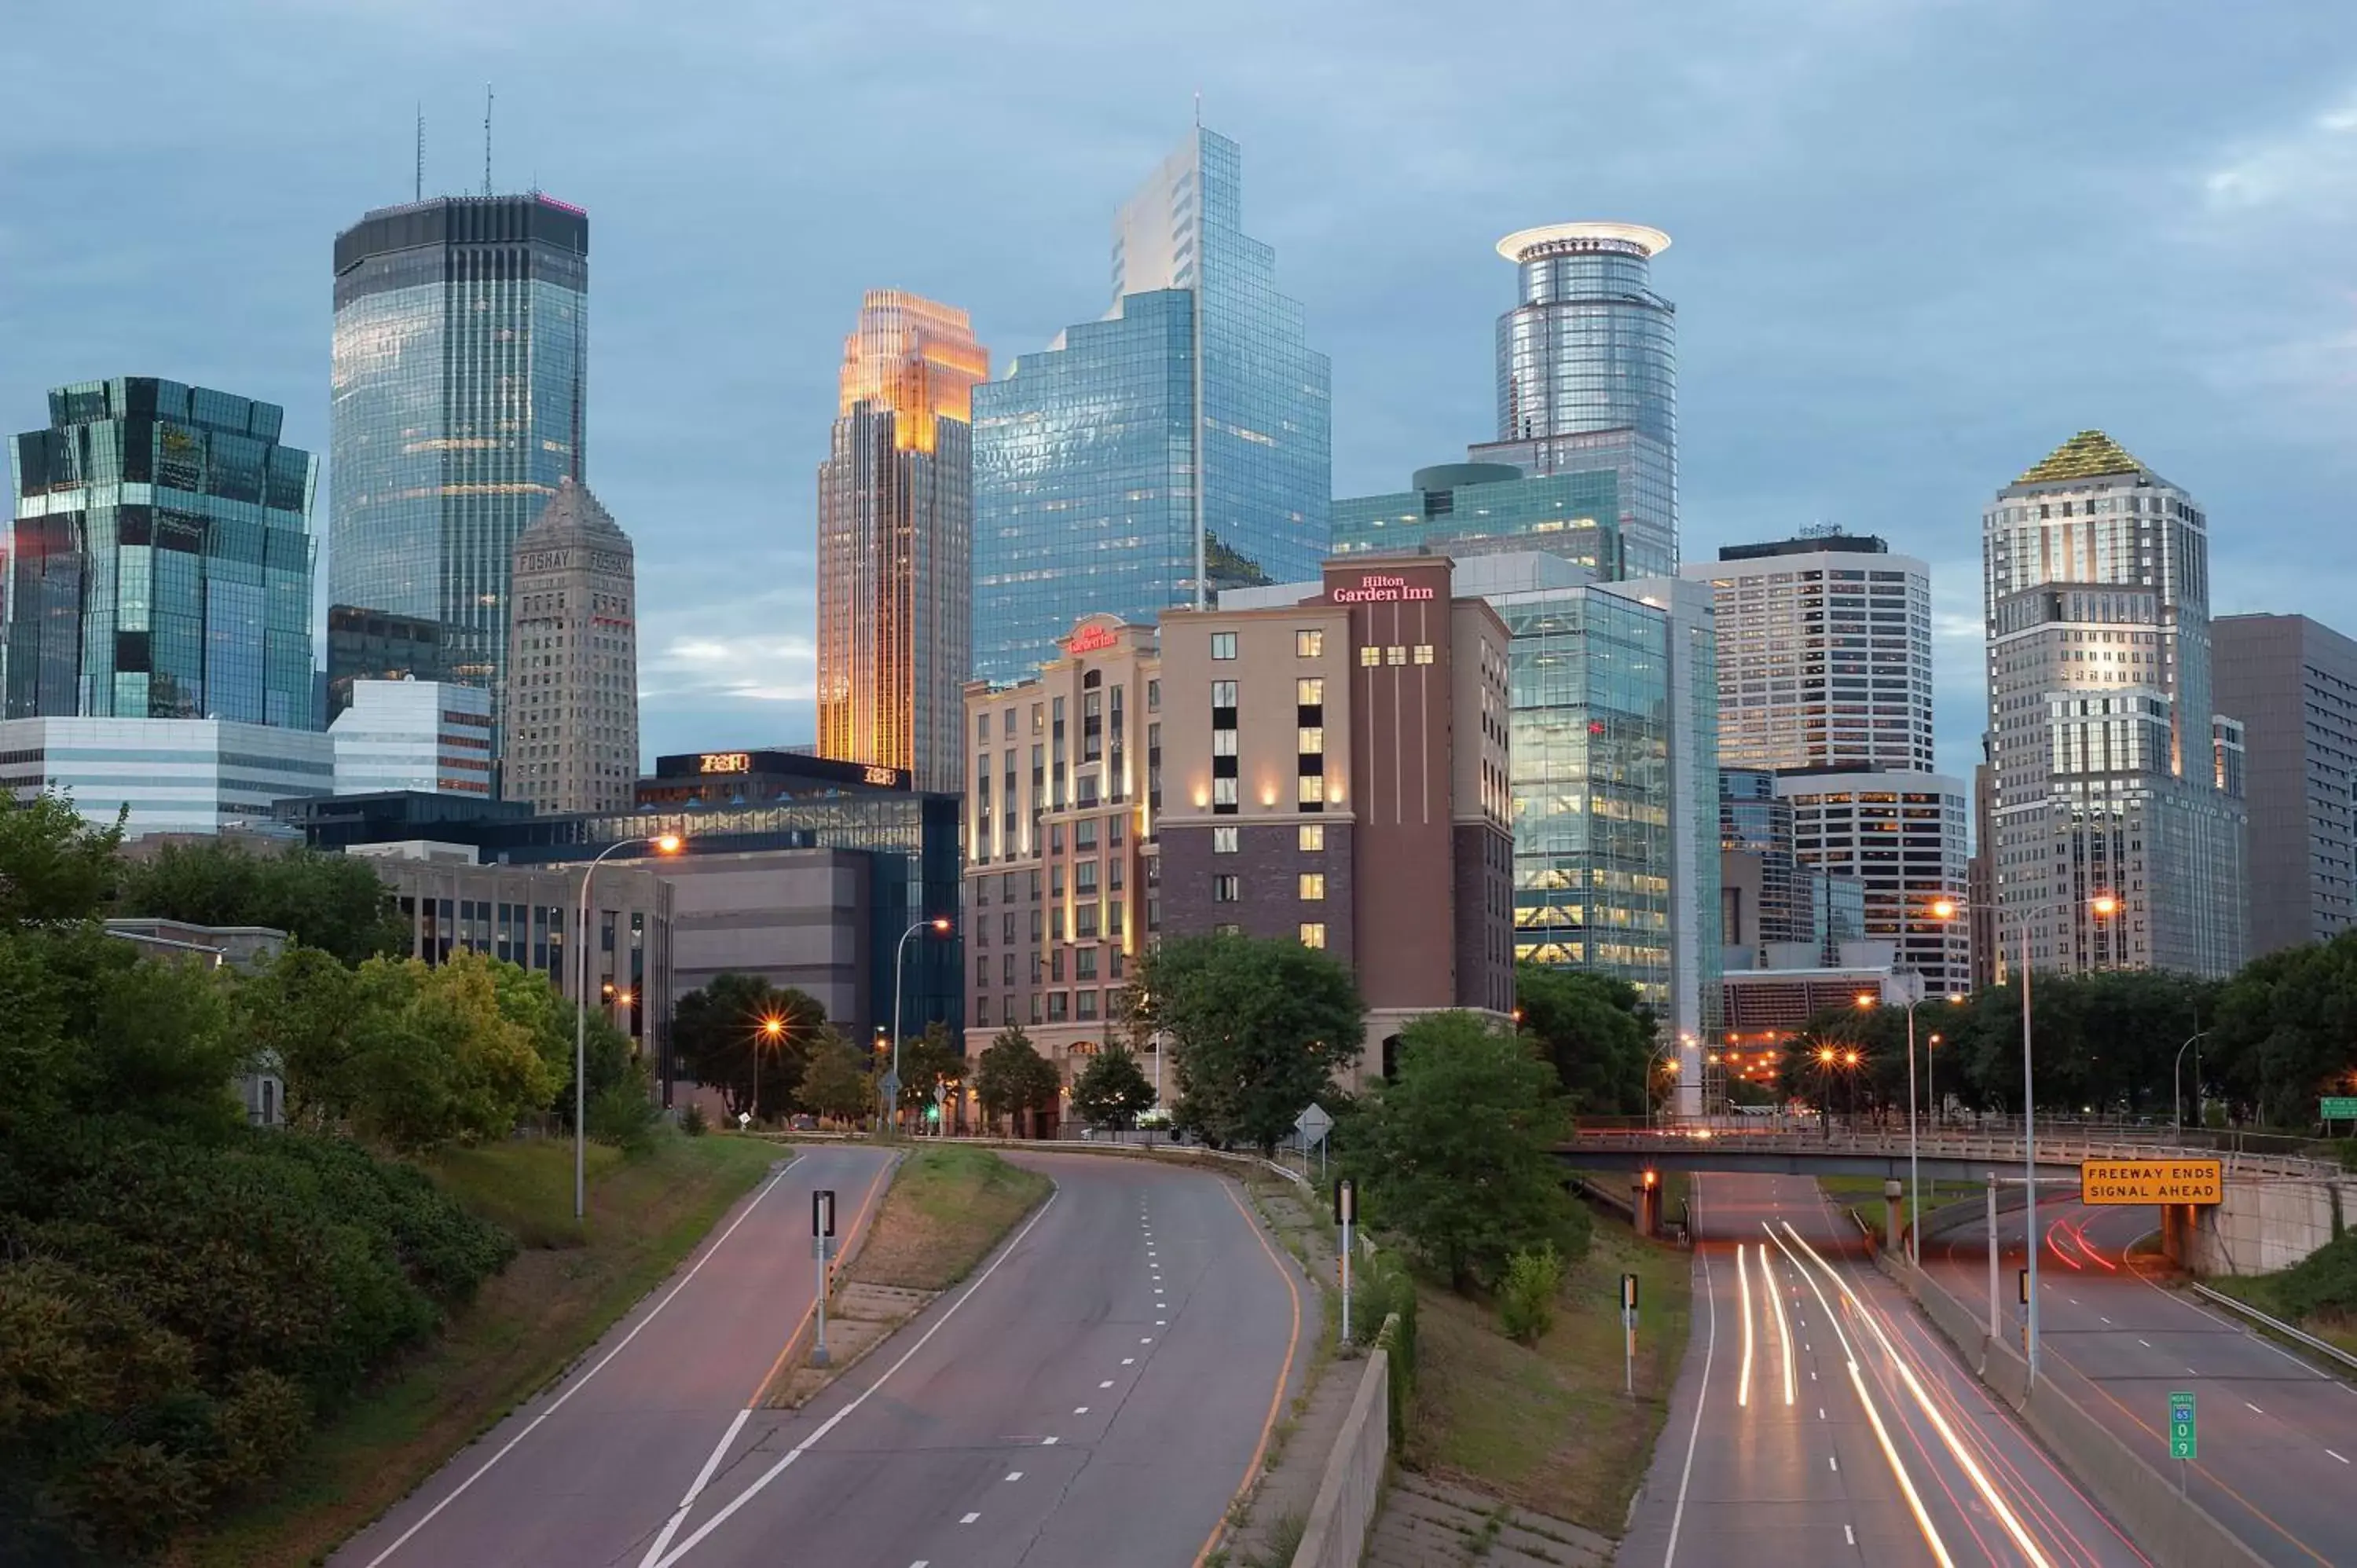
[7,2,2355,780]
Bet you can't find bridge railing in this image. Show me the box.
[1562,1125,2340,1179]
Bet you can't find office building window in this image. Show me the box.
[1211,632,1237,660]
[1413,644,1435,665]
[1386,646,1407,665]
[1213,826,1239,853]
[1213,777,1238,809]
[1297,676,1324,705]
[1048,992,1069,1021]
[1358,646,1380,668]
[1298,775,1325,806]
[1076,988,1098,1021]
[1299,823,1324,852]
[1213,874,1241,903]
[1299,873,1325,901]
[1298,727,1324,754]
[1212,727,1237,756]
[1299,922,1326,950]
[1211,680,1237,707]
[1296,629,1323,658]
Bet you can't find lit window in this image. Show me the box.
[1358,646,1380,668]
[1297,677,1325,705]
[1211,680,1237,707]
[1212,728,1237,756]
[1299,873,1326,901]
[1299,823,1325,852]
[1211,632,1237,661]
[1413,644,1435,665]
[1296,629,1324,658]
[1386,646,1407,665]
[1298,727,1324,754]
[1214,777,1238,807]
[1213,874,1241,903]
[1299,775,1325,805]
[1213,826,1239,854]
[1299,921,1326,950]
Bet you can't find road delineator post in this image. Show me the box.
[812,1188,837,1368]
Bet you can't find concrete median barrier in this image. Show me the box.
[1289,1340,1391,1568]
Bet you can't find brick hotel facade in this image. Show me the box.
[962,555,1514,1088]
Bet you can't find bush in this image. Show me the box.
[2271,1229,2357,1322]
[678,1101,709,1138]
[1354,1247,1419,1445]
[587,1083,662,1156]
[1498,1244,1563,1344]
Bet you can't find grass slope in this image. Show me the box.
[176,1132,781,1568]
[845,1145,1052,1292]
[1406,1223,1692,1534]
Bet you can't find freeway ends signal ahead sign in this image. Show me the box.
[2080,1159,2223,1206]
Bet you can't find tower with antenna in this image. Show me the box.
[482,85,493,196]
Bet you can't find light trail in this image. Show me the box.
[1736,1240,1756,1408]
[1780,1221,2058,1568]
[1759,1242,1796,1405]
[1765,1222,1956,1568]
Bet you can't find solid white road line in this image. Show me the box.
[360,1160,802,1568]
[636,1407,753,1568]
[1828,1455,1838,1472]
[959,1512,980,1524]
[1660,1185,1716,1568]
[2327,1449,2348,1464]
[1005,1471,1023,1482]
[651,1189,1061,1568]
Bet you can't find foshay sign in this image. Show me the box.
[1331,573,1436,605]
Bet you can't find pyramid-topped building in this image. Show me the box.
[2014,430,2158,486]
[502,478,639,812]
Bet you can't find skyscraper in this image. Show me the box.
[1470,223,1677,577]
[970,126,1330,683]
[816,292,988,793]
[8,378,317,727]
[329,194,589,752]
[1983,432,2245,977]
[500,479,638,815]
[1330,462,1626,577]
[2211,613,2357,955]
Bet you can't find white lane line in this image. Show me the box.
[1659,1222,1715,1568]
[1819,1408,1827,1420]
[1141,1337,1153,1343]
[960,1512,980,1525]
[2245,1401,2264,1415]
[911,1560,928,1567]
[636,1407,753,1568]
[1042,1437,1058,1445]
[1122,1357,1135,1365]
[2139,1339,2152,1347]
[1005,1471,1024,1482]
[2099,1316,2112,1325]
[1811,1369,1819,1381]
[1074,1405,1090,1414]
[2328,1449,2349,1464]
[649,1189,1060,1568]
[362,1159,800,1568]
[1156,1319,1167,1326]
[1828,1455,1839,1472]
[1099,1379,1114,1389]
[1845,1524,1857,1547]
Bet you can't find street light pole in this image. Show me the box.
[887,917,951,1134]
[575,833,683,1221]
[2174,1029,2210,1138]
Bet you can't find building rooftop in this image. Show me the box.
[1496,222,1672,262]
[2015,430,2152,485]
[1717,533,1889,562]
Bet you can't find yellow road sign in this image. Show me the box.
[2080,1159,2223,1205]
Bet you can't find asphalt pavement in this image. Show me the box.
[1927,1193,2357,1568]
[335,1145,1303,1568]
[1619,1171,2147,1568]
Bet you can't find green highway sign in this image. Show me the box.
[2168,1390,2197,1461]
[2322,1097,2357,1121]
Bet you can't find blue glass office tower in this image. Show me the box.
[329,194,588,755]
[970,127,1329,683]
[7,378,317,725]
[1472,223,1677,577]
[1331,461,1626,577]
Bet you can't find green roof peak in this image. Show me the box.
[2016,430,2149,485]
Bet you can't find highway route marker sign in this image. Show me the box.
[2080,1159,2224,1206]
[2168,1390,2197,1461]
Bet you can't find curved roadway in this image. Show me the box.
[1620,1171,2147,1568]
[335,1146,1303,1568]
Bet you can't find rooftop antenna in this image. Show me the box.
[413,104,423,202]
[1193,90,1201,127]
[482,84,493,196]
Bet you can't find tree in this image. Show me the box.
[0,792,122,928]
[114,838,407,964]
[800,1027,874,1122]
[1347,1010,1582,1293]
[977,1025,1060,1131]
[339,953,559,1152]
[2209,932,2357,1127]
[1515,964,1653,1114]
[892,1019,967,1127]
[670,973,826,1119]
[1072,1045,1157,1129]
[1135,933,1365,1153]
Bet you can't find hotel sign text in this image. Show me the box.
[1332,573,1436,605]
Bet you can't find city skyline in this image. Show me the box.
[7,5,2356,778]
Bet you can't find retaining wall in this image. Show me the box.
[1289,1344,1391,1568]
[1875,1254,2264,1568]
[2187,1178,2349,1276]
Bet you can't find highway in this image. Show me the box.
[1619,1171,2148,1568]
[335,1145,1303,1568]
[1926,1192,2357,1568]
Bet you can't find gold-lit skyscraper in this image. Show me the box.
[816,291,988,792]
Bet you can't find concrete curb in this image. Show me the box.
[1874,1251,2267,1568]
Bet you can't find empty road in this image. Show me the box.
[1928,1192,2356,1568]
[337,1146,1303,1568]
[1620,1171,2146,1568]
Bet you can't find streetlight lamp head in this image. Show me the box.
[930,917,951,933]
[760,1015,785,1039]
[1854,991,1876,1009]
[652,833,684,855]
[1843,1050,1860,1067]
[1817,1046,1836,1064]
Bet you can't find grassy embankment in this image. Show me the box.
[1406,1218,1693,1534]
[844,1144,1053,1291]
[178,1133,783,1568]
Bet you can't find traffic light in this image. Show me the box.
[926,1103,941,1125]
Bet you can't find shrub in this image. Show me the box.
[2271,1229,2357,1322]
[587,1083,662,1156]
[678,1101,709,1138]
[1497,1244,1563,1344]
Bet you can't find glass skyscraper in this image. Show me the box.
[1330,461,1626,577]
[817,291,988,793]
[7,378,317,727]
[970,127,1329,683]
[1471,223,1677,577]
[328,193,588,749]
